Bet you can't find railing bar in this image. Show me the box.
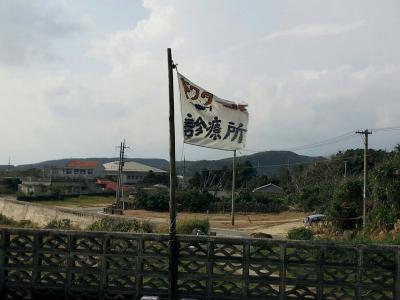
[279,242,286,300]
[242,242,249,298]
[356,246,363,300]
[66,232,73,300]
[0,231,7,299]
[317,245,323,300]
[99,233,107,300]
[135,237,143,300]
[396,247,400,300]
[31,232,41,300]
[207,238,215,298]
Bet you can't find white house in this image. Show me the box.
[103,161,166,184]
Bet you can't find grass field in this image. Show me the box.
[34,195,115,208]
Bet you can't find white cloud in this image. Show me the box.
[261,21,366,42]
[0,0,87,65]
[1,0,400,164]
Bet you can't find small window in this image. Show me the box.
[80,169,86,174]
[74,169,79,174]
[66,169,72,174]
[87,169,93,175]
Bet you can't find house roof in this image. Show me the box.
[103,161,166,173]
[66,160,99,168]
[252,183,283,193]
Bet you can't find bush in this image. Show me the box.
[236,189,252,203]
[327,179,363,230]
[136,188,215,212]
[158,218,210,234]
[136,189,169,211]
[0,214,37,228]
[176,218,210,234]
[86,217,153,233]
[0,214,17,225]
[176,189,214,212]
[15,219,37,228]
[45,219,77,230]
[287,227,313,240]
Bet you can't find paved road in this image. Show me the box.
[211,228,250,238]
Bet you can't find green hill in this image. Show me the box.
[13,151,323,177]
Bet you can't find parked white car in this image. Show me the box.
[303,214,326,226]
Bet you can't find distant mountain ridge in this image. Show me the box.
[177,150,324,176]
[15,158,169,171]
[14,151,324,176]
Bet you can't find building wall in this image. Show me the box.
[0,196,126,228]
[105,171,148,184]
[52,165,104,179]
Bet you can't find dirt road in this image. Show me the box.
[124,209,308,237]
[47,202,308,238]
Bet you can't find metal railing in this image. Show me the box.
[0,228,398,299]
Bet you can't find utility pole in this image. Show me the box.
[355,129,372,228]
[116,139,129,210]
[183,156,186,184]
[231,150,236,226]
[344,160,347,179]
[167,48,178,300]
[116,142,122,203]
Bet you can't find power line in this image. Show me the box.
[177,152,366,172]
[243,126,400,154]
[371,126,400,132]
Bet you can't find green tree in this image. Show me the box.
[327,179,363,230]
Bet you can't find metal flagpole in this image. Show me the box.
[167,48,178,300]
[231,149,236,226]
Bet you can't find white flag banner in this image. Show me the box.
[177,72,249,151]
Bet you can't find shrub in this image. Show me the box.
[0,214,37,228]
[236,189,252,203]
[176,189,214,212]
[0,214,17,225]
[86,217,153,233]
[45,219,76,230]
[287,227,313,240]
[16,220,37,228]
[327,179,363,230]
[136,189,169,211]
[136,188,215,212]
[176,218,210,234]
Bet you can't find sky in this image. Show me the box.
[1,0,400,165]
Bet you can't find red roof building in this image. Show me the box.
[66,160,99,168]
[50,160,104,179]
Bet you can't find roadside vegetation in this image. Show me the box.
[86,217,153,233]
[33,195,115,207]
[187,144,400,244]
[157,218,210,234]
[0,213,211,235]
[0,213,37,228]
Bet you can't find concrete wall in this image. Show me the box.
[0,196,121,228]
